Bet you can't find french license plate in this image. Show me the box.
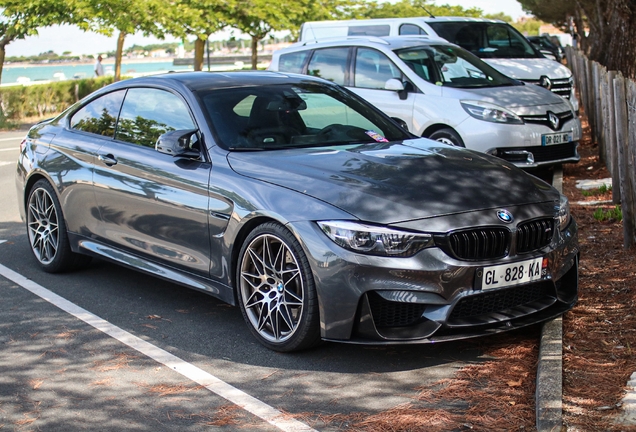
[541,132,572,146]
[480,257,545,290]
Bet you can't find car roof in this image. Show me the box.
[107,71,330,92]
[285,35,454,52]
[422,16,505,24]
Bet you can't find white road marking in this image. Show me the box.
[0,147,19,152]
[0,162,13,168]
[0,262,316,432]
[0,137,23,142]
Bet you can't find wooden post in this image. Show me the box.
[586,59,596,142]
[599,67,609,168]
[607,71,621,204]
[627,80,636,247]
[580,57,589,119]
[614,75,635,249]
[593,62,603,156]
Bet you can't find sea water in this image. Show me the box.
[2,60,194,85]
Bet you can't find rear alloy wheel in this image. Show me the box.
[27,180,90,273]
[237,222,320,352]
[428,128,465,147]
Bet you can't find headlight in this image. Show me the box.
[317,221,434,257]
[460,100,523,124]
[556,194,571,230]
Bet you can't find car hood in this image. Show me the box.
[227,139,558,224]
[484,58,572,80]
[446,83,567,111]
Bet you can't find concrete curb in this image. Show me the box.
[536,166,564,432]
[536,317,563,431]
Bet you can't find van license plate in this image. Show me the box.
[542,132,572,146]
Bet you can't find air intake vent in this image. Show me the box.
[448,282,553,323]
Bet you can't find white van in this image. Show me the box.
[299,17,578,111]
[269,36,581,168]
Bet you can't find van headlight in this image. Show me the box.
[461,100,523,124]
[318,221,434,257]
[556,194,571,230]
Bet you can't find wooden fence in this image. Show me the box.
[566,46,636,249]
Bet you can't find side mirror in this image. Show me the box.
[385,78,405,92]
[156,129,200,158]
[385,78,409,101]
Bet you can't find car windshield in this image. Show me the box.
[200,82,411,150]
[428,22,542,59]
[396,44,518,88]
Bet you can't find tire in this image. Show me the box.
[26,180,91,273]
[427,128,465,147]
[236,222,321,352]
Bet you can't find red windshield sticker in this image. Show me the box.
[365,131,389,142]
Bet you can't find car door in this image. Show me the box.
[57,90,126,236]
[91,86,213,276]
[346,48,416,132]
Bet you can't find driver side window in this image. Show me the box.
[115,88,196,148]
[354,48,401,90]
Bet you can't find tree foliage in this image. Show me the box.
[519,0,636,79]
[228,0,358,69]
[76,0,168,80]
[0,0,80,82]
[159,0,230,71]
[359,0,484,19]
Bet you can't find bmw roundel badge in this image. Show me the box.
[497,209,514,223]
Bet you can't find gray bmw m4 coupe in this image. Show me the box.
[16,71,579,352]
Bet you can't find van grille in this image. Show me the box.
[496,142,578,163]
[523,78,573,99]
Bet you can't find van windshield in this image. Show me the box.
[428,22,542,59]
[395,45,520,88]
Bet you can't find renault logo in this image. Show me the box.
[497,209,514,223]
[540,75,552,90]
[548,111,560,130]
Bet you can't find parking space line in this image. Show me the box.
[0,147,19,152]
[0,137,23,142]
[0,262,316,432]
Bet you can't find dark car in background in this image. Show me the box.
[16,72,579,352]
[527,35,565,63]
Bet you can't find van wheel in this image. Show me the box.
[427,128,465,147]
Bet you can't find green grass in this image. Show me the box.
[593,205,623,222]
[582,184,612,197]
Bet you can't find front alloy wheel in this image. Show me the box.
[237,223,320,352]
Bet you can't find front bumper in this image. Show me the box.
[290,211,579,345]
[457,115,582,168]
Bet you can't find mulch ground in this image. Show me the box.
[561,120,636,431]
[299,117,636,432]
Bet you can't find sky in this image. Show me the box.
[5,0,527,58]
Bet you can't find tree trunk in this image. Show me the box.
[115,31,126,82]
[591,0,636,79]
[251,36,259,70]
[0,44,6,86]
[194,37,205,71]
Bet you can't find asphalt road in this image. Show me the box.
[0,129,496,431]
